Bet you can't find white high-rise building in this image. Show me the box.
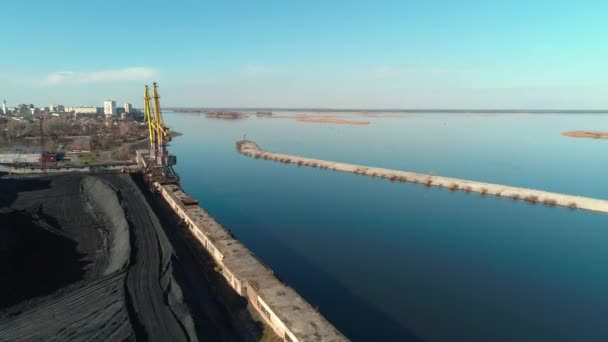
[104,100,116,118]
[49,104,65,112]
[124,103,132,114]
[2,100,6,115]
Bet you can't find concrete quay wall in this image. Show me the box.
[236,140,608,214]
[156,183,346,342]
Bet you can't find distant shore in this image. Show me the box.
[562,131,608,139]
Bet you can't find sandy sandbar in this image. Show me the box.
[295,117,370,125]
[562,131,608,139]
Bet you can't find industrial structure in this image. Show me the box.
[142,82,179,190]
[154,183,347,341]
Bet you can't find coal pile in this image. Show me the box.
[0,174,261,341]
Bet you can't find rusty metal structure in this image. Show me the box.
[143,82,179,190]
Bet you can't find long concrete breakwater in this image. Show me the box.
[236,140,608,214]
[136,152,346,341]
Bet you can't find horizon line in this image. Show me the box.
[164,107,608,113]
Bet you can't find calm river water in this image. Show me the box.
[165,112,608,341]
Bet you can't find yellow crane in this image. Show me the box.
[144,85,155,158]
[143,82,179,190]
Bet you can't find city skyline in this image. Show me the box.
[0,100,130,111]
[1,1,607,109]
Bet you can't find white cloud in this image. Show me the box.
[42,67,158,85]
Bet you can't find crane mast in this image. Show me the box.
[143,82,179,191]
[144,85,156,159]
[152,83,171,165]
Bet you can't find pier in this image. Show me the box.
[156,183,346,341]
[236,140,608,214]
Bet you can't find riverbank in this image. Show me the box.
[236,140,608,214]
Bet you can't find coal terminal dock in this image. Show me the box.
[0,170,345,341]
[1,83,346,342]
[138,82,344,341]
[236,140,608,214]
[137,153,346,342]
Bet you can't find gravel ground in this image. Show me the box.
[0,173,259,341]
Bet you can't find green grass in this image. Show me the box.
[259,326,279,342]
[78,152,100,164]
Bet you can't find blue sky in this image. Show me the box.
[1,0,607,109]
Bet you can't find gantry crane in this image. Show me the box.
[143,82,179,190]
